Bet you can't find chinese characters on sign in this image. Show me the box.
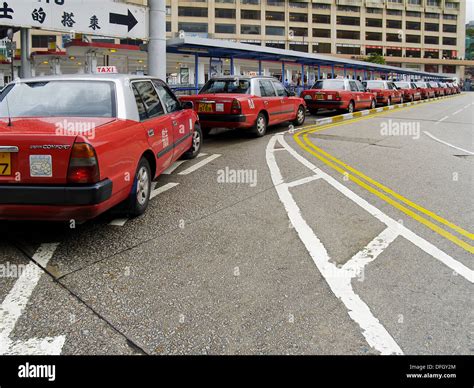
[0,1,148,40]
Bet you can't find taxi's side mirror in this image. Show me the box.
[182,101,194,110]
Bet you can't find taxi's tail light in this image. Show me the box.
[231,99,242,115]
[67,143,100,184]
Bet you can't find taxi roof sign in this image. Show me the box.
[96,66,118,74]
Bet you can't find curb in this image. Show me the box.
[303,94,461,130]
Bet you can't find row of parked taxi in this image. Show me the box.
[0,73,461,222]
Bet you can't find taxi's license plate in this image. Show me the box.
[198,103,213,113]
[0,152,11,176]
[316,94,324,100]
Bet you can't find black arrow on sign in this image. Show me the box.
[109,10,138,32]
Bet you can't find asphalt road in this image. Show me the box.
[0,93,472,355]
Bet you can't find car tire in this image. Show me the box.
[181,125,203,160]
[347,101,354,113]
[410,95,414,102]
[386,97,391,106]
[250,112,267,137]
[292,105,306,126]
[370,99,376,109]
[400,96,404,104]
[126,157,152,218]
[308,108,318,116]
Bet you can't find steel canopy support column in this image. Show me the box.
[230,57,234,75]
[301,64,305,87]
[148,0,166,80]
[194,54,199,93]
[258,60,262,76]
[331,64,335,79]
[20,28,31,78]
[282,62,285,82]
[317,64,321,79]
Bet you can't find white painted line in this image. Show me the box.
[376,108,384,113]
[423,131,474,155]
[109,218,128,227]
[266,137,403,355]
[271,148,287,152]
[287,174,322,188]
[197,153,208,158]
[342,228,400,279]
[162,160,187,175]
[150,182,180,200]
[463,104,471,109]
[178,154,221,175]
[276,135,473,283]
[435,116,449,125]
[0,243,66,355]
[452,109,463,116]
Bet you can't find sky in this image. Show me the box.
[468,0,474,23]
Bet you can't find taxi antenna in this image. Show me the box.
[5,94,12,127]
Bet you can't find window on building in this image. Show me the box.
[366,32,383,41]
[443,37,457,46]
[266,26,285,36]
[313,14,331,24]
[337,5,360,13]
[215,24,236,34]
[386,48,402,57]
[289,13,308,23]
[366,18,383,28]
[406,11,421,17]
[426,0,440,6]
[337,30,360,40]
[386,20,402,29]
[406,49,421,58]
[366,7,383,14]
[337,16,360,26]
[336,46,361,55]
[443,14,457,20]
[32,35,56,48]
[443,24,457,33]
[425,12,440,19]
[424,51,439,59]
[424,36,439,44]
[178,22,208,33]
[425,64,439,72]
[266,11,285,21]
[241,0,260,4]
[313,29,331,38]
[312,3,331,9]
[291,27,308,37]
[241,9,260,19]
[386,9,402,15]
[442,65,456,73]
[425,23,439,31]
[407,0,421,4]
[266,0,283,5]
[406,21,421,30]
[215,8,236,18]
[289,44,308,53]
[313,43,331,54]
[241,25,261,35]
[386,33,401,42]
[178,7,208,17]
[266,42,285,49]
[406,34,421,43]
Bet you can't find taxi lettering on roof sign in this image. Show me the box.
[96,66,118,74]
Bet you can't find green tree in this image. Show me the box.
[364,53,386,65]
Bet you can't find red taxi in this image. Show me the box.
[301,79,376,115]
[414,82,435,99]
[427,82,445,97]
[394,82,422,102]
[438,82,452,95]
[0,75,201,221]
[179,76,306,137]
[362,80,404,106]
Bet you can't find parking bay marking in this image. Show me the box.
[423,131,474,156]
[267,133,473,353]
[0,243,66,355]
[150,182,180,200]
[178,154,222,176]
[294,119,474,249]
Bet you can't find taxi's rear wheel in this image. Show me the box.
[182,125,202,160]
[347,101,354,113]
[400,96,404,104]
[292,105,306,126]
[250,113,267,137]
[370,99,376,109]
[127,158,151,218]
[386,97,392,106]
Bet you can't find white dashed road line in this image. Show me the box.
[162,160,187,175]
[178,154,222,176]
[0,243,66,355]
[435,116,449,125]
[452,109,463,115]
[150,182,180,200]
[423,131,474,155]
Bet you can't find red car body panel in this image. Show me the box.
[179,77,305,129]
[301,79,376,112]
[394,82,422,101]
[362,80,403,106]
[0,76,199,221]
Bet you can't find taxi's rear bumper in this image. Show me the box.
[198,114,247,123]
[0,179,113,206]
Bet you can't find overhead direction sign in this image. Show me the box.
[0,0,149,40]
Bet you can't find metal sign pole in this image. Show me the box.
[148,0,166,80]
[20,28,31,78]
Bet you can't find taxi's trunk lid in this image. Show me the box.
[181,93,250,115]
[0,117,114,184]
[301,89,341,101]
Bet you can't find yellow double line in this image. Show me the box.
[293,99,474,254]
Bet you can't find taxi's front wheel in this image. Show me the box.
[127,157,151,218]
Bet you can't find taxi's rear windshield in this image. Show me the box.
[363,81,385,89]
[200,79,251,94]
[0,81,116,118]
[311,80,345,90]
